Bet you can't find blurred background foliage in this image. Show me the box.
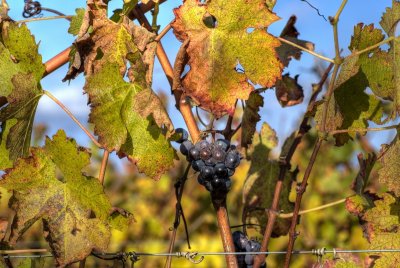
[1,116,380,267]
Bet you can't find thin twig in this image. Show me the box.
[279,197,348,218]
[329,125,399,135]
[16,15,73,24]
[252,63,333,268]
[299,0,327,21]
[277,37,334,63]
[165,165,191,268]
[98,150,110,185]
[41,7,69,17]
[43,90,102,148]
[351,36,396,57]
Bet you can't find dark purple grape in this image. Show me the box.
[212,148,226,163]
[211,176,225,189]
[227,168,235,177]
[215,163,228,177]
[232,231,248,250]
[197,175,205,185]
[197,140,210,149]
[189,147,201,161]
[245,240,261,252]
[192,159,205,172]
[175,128,188,143]
[224,178,232,190]
[225,151,240,169]
[205,181,213,191]
[200,148,212,160]
[229,144,237,151]
[244,254,254,266]
[200,166,214,180]
[215,139,230,151]
[205,157,216,166]
[180,140,193,156]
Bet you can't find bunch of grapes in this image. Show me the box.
[232,231,266,268]
[175,128,241,199]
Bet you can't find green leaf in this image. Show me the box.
[172,0,282,116]
[378,135,400,196]
[353,3,400,117]
[68,8,85,36]
[241,92,264,148]
[0,130,112,267]
[0,73,43,160]
[0,22,44,162]
[65,4,176,179]
[0,119,15,170]
[315,24,385,145]
[243,122,294,237]
[16,258,45,268]
[110,0,138,22]
[347,193,400,268]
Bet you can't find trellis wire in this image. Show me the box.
[2,248,400,261]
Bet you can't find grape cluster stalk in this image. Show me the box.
[175,128,241,201]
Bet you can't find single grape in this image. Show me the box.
[244,254,254,266]
[205,181,213,191]
[232,231,248,250]
[200,166,214,180]
[225,151,240,169]
[215,139,230,151]
[229,144,237,151]
[224,178,232,190]
[227,168,235,177]
[175,128,188,143]
[197,175,205,185]
[211,176,225,189]
[189,147,201,161]
[212,148,226,163]
[214,163,228,177]
[192,159,205,172]
[198,140,210,149]
[180,140,193,156]
[200,147,212,160]
[205,157,216,166]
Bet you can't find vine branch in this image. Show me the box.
[253,62,333,268]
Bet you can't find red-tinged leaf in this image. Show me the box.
[172,0,282,117]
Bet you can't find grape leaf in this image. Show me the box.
[315,24,384,145]
[358,2,400,117]
[347,193,400,267]
[276,15,315,68]
[110,0,138,22]
[64,3,175,179]
[68,8,85,36]
[378,134,400,196]
[241,92,264,148]
[0,130,112,267]
[275,74,303,107]
[171,0,282,117]
[243,122,294,237]
[0,119,15,170]
[0,22,44,162]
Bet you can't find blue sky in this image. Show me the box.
[6,0,396,166]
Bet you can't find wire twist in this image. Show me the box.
[176,251,204,264]
[23,0,42,18]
